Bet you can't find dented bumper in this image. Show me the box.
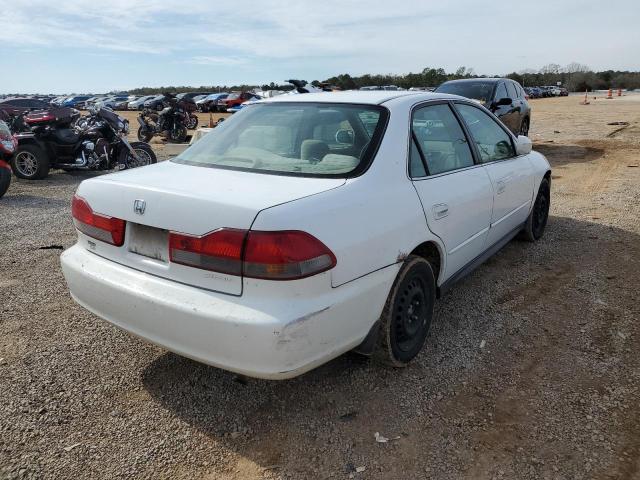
[60,244,397,379]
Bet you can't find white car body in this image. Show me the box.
[128,95,157,110]
[61,91,551,379]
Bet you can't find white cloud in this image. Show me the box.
[0,0,638,92]
[189,56,248,66]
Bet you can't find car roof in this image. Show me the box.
[441,78,518,86]
[262,90,459,105]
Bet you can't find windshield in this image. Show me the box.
[173,102,388,177]
[436,82,495,104]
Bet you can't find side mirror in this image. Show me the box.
[495,97,512,107]
[515,135,532,155]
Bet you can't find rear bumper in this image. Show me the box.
[61,244,396,379]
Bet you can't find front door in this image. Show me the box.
[490,81,518,133]
[454,102,534,246]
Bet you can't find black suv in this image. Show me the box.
[435,78,531,136]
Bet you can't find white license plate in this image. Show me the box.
[128,223,169,262]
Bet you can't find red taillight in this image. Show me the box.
[169,228,245,275]
[168,228,336,280]
[71,195,125,246]
[244,230,336,280]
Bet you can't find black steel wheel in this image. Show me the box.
[520,118,530,137]
[521,177,550,241]
[376,255,435,366]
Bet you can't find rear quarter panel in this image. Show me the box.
[251,103,445,288]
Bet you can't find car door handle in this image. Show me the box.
[433,203,449,219]
[496,180,506,194]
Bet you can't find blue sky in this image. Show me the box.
[2,0,639,94]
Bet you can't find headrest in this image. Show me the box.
[301,139,329,163]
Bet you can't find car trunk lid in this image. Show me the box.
[75,161,345,294]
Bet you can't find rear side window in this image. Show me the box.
[436,82,494,104]
[494,83,508,101]
[411,104,474,176]
[173,103,388,177]
[455,103,515,163]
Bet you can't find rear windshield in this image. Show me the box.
[172,102,388,177]
[436,82,495,104]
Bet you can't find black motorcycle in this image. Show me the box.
[11,106,157,180]
[137,94,192,143]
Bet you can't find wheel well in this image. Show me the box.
[410,241,442,281]
[544,170,551,180]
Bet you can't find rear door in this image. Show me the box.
[454,102,534,246]
[409,102,494,280]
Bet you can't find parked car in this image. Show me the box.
[114,97,138,110]
[101,96,130,109]
[197,93,229,112]
[0,97,51,113]
[177,92,214,102]
[128,95,157,110]
[61,90,551,379]
[524,87,543,99]
[435,78,531,136]
[558,87,569,97]
[62,96,93,108]
[76,96,105,110]
[144,95,167,111]
[217,92,260,112]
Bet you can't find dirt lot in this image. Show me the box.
[1,95,639,480]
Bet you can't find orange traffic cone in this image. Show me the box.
[617,88,622,97]
[580,89,590,105]
[606,88,613,99]
[208,113,215,128]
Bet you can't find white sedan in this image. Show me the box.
[61,91,551,379]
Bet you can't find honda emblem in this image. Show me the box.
[133,199,146,215]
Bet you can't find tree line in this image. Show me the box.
[123,64,640,95]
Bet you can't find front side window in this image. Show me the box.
[455,103,515,163]
[506,82,518,100]
[411,103,474,176]
[173,103,387,177]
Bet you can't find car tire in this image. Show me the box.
[0,167,11,198]
[521,177,550,242]
[520,118,530,137]
[11,144,50,180]
[375,255,436,367]
[187,114,198,130]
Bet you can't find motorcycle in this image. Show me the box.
[11,105,157,180]
[6,106,80,134]
[0,120,16,198]
[137,94,195,143]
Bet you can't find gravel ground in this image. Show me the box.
[1,96,639,479]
